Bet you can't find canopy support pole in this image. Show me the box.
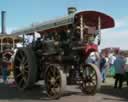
[80,16,84,41]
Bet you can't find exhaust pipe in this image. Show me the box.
[1,11,6,34]
[67,7,77,15]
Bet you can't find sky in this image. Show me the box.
[0,0,128,50]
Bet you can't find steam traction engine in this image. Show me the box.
[12,10,115,99]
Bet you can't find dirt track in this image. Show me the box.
[0,78,128,102]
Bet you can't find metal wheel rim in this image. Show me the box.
[46,65,62,99]
[14,50,29,89]
[81,64,97,94]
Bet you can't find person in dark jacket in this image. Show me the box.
[1,56,8,84]
[100,54,107,83]
[114,52,125,88]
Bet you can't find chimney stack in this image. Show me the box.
[67,7,77,15]
[1,11,6,34]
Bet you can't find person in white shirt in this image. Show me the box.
[86,52,100,67]
[124,56,128,85]
[125,56,128,72]
[109,53,116,68]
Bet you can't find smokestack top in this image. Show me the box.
[1,11,6,14]
[67,7,77,15]
[1,11,6,34]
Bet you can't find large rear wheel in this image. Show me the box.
[13,48,37,90]
[45,64,66,99]
[80,63,101,95]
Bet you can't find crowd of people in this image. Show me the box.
[87,50,128,89]
[100,51,128,89]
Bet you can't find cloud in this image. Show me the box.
[115,17,127,28]
[99,16,128,50]
[100,29,128,50]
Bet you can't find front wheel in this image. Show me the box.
[13,48,37,90]
[80,63,101,95]
[45,64,66,99]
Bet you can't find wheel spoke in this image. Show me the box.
[55,75,61,80]
[90,71,95,77]
[51,88,56,95]
[24,69,29,73]
[53,68,56,76]
[53,87,60,95]
[92,77,96,81]
[51,66,56,76]
[19,51,24,57]
[23,76,27,83]
[47,84,54,96]
[48,67,54,77]
[24,64,29,69]
[88,82,91,86]
[86,82,89,87]
[16,73,22,78]
[15,65,20,69]
[16,56,22,62]
[91,81,96,86]
[19,78,24,87]
[22,57,28,65]
[47,71,53,81]
[85,67,90,76]
[47,71,50,77]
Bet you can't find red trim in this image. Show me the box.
[84,44,98,58]
[75,11,115,29]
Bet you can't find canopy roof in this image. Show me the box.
[75,11,115,29]
[11,10,115,35]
